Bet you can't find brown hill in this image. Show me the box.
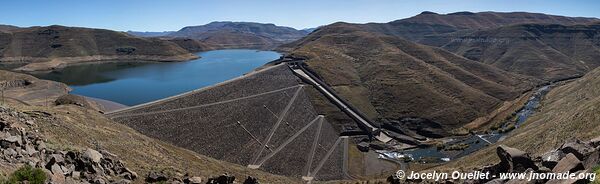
[165,38,215,52]
[0,25,198,71]
[0,25,19,32]
[421,23,600,80]
[168,22,308,49]
[351,11,599,42]
[282,23,537,134]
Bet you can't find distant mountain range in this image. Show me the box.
[126,31,174,37]
[166,21,308,49]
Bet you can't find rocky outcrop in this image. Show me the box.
[0,106,138,183]
[395,138,600,184]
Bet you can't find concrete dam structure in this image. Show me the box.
[107,64,351,181]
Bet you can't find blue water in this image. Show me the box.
[32,49,281,106]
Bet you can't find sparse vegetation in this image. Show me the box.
[593,165,600,184]
[0,165,47,184]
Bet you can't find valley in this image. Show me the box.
[1,5,600,184]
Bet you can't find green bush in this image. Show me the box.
[1,165,47,184]
[592,165,600,184]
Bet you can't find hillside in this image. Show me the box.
[165,38,216,52]
[439,66,600,170]
[168,22,308,49]
[281,23,537,136]
[350,11,599,42]
[421,23,600,81]
[126,31,174,37]
[0,25,19,32]
[0,70,300,183]
[0,25,198,71]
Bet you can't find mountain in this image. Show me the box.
[0,24,19,32]
[168,21,308,49]
[0,25,197,71]
[354,11,599,42]
[420,23,600,81]
[281,22,537,135]
[165,38,215,52]
[126,30,175,37]
[301,27,318,33]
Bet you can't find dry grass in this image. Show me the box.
[434,67,600,171]
[12,103,300,184]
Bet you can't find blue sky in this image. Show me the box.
[0,0,598,32]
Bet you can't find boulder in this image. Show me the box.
[357,142,369,152]
[184,176,203,184]
[496,145,538,173]
[146,171,168,183]
[589,136,600,148]
[83,148,103,163]
[560,140,595,160]
[207,173,235,184]
[242,176,258,184]
[541,150,566,169]
[552,153,585,173]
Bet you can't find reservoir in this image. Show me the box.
[32,49,281,106]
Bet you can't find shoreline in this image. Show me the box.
[5,53,199,72]
[82,95,129,112]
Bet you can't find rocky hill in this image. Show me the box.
[168,22,308,49]
[420,23,600,81]
[0,25,198,71]
[281,22,537,136]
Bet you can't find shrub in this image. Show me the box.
[1,165,47,184]
[592,165,600,184]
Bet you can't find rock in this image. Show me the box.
[242,176,258,184]
[484,178,506,184]
[552,153,585,173]
[357,142,369,152]
[51,163,63,175]
[541,150,566,169]
[2,135,22,146]
[496,145,538,173]
[72,171,81,180]
[184,176,203,184]
[3,148,17,157]
[589,136,600,148]
[207,173,235,184]
[146,171,168,183]
[25,144,37,156]
[83,148,103,163]
[36,141,46,151]
[386,175,401,184]
[113,179,132,184]
[560,140,595,160]
[49,169,66,184]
